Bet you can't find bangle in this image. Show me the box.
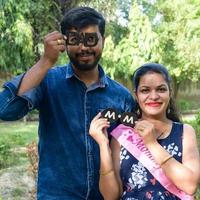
[100,169,114,176]
[160,155,173,166]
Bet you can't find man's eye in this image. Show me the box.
[69,37,78,43]
[87,36,95,43]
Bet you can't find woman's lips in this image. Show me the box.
[145,102,162,107]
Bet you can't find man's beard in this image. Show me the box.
[68,50,102,71]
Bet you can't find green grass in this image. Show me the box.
[0,121,38,145]
[0,121,38,169]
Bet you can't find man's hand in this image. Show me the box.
[42,31,66,67]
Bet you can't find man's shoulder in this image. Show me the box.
[106,75,131,94]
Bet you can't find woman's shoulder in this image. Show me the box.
[183,123,196,138]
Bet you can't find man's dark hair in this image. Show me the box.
[61,7,105,37]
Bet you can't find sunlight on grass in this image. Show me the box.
[0,121,38,146]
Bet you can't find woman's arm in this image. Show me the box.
[110,138,123,197]
[98,140,121,200]
[146,124,200,195]
[89,114,122,200]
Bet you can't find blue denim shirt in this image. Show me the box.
[0,63,135,200]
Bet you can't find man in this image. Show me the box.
[0,7,135,200]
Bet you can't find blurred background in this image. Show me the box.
[0,0,200,199]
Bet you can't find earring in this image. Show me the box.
[136,108,141,116]
[167,106,170,114]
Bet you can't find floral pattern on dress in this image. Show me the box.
[163,143,182,157]
[120,146,130,164]
[128,162,148,189]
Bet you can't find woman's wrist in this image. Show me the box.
[99,168,114,176]
[99,139,110,148]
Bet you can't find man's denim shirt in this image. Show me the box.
[0,63,135,200]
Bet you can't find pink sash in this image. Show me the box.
[111,124,194,200]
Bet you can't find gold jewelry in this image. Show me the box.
[138,127,144,132]
[57,39,62,45]
[99,169,114,176]
[157,131,165,139]
[160,155,173,166]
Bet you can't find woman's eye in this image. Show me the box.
[140,89,149,93]
[158,87,167,92]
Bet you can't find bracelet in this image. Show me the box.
[99,169,114,176]
[160,155,173,166]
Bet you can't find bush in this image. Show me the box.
[177,99,193,112]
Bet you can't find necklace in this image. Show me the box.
[157,131,166,139]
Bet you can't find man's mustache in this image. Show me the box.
[76,51,95,57]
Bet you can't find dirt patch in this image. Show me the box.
[0,165,35,200]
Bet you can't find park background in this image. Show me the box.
[0,0,200,199]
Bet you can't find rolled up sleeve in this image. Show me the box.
[0,74,43,121]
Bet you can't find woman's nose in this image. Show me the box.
[149,90,159,99]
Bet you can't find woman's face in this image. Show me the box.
[135,72,170,118]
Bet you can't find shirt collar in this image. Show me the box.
[65,62,108,88]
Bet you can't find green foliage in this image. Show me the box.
[0,0,34,74]
[196,189,200,200]
[103,1,161,80]
[177,99,193,112]
[195,109,200,125]
[102,35,116,79]
[78,0,117,21]
[153,0,200,83]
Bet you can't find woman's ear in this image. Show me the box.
[133,90,138,102]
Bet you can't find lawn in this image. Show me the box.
[0,121,38,169]
[0,121,38,145]
[0,121,38,199]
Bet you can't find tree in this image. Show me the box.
[0,0,119,76]
[142,0,200,97]
[102,1,161,81]
[0,0,34,75]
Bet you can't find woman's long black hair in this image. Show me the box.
[132,63,181,122]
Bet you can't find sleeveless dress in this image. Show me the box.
[120,122,183,200]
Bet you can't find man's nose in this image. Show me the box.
[78,42,89,50]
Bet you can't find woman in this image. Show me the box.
[89,63,200,200]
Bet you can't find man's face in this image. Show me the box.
[65,25,104,71]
